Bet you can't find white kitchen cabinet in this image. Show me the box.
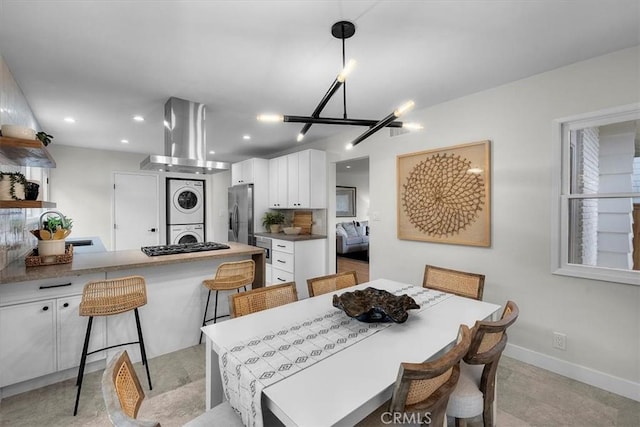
[0,300,56,387]
[271,238,326,299]
[0,272,105,389]
[231,158,268,186]
[287,149,326,209]
[57,295,106,371]
[268,156,288,208]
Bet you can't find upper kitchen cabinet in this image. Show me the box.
[268,156,288,208]
[287,149,326,209]
[231,158,268,186]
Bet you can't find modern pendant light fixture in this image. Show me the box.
[257,21,422,148]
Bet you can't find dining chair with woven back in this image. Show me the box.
[306,270,358,297]
[102,350,242,427]
[446,300,520,427]
[386,324,472,427]
[229,282,298,318]
[422,265,485,300]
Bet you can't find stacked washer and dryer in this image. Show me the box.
[167,178,205,244]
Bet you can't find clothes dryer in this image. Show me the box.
[167,178,204,224]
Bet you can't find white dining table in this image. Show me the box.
[201,278,501,427]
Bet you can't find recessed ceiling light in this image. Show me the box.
[209,150,215,155]
[345,143,353,150]
[133,115,145,122]
[121,139,129,144]
[346,165,351,169]
[243,135,251,140]
[64,117,76,123]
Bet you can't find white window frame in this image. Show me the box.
[551,103,640,286]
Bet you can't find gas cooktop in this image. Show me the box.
[141,242,230,257]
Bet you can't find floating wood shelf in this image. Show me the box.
[0,200,57,209]
[0,136,56,168]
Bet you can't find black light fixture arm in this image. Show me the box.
[297,21,357,141]
[350,112,398,147]
[284,115,403,128]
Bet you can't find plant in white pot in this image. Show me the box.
[0,171,27,200]
[262,211,285,233]
[32,210,73,256]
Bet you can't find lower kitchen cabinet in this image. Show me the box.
[0,300,56,387]
[0,273,106,389]
[271,238,326,299]
[56,295,106,371]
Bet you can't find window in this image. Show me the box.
[552,104,640,285]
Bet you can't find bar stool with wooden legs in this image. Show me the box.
[73,275,152,416]
[199,259,255,344]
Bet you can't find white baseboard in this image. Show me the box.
[504,343,640,402]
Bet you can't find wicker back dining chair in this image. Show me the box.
[306,270,358,297]
[388,324,471,427]
[102,350,159,427]
[422,265,485,300]
[103,350,243,427]
[446,301,519,427]
[199,260,255,343]
[75,275,152,416]
[229,282,298,318]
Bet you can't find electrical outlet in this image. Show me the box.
[553,332,567,350]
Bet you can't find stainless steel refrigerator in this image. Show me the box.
[228,184,254,245]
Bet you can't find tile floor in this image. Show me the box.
[0,344,638,426]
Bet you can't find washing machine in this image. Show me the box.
[167,178,205,224]
[168,224,205,244]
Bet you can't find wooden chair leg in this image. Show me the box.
[454,418,467,427]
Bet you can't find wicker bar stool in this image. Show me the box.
[199,259,255,344]
[73,275,152,416]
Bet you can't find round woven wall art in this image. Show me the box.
[401,153,485,237]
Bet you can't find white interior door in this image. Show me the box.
[113,172,160,250]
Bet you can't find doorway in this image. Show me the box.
[113,172,160,250]
[335,157,370,282]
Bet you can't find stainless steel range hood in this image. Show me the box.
[140,97,230,174]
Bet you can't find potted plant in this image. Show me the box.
[0,171,27,200]
[262,211,285,233]
[33,211,73,256]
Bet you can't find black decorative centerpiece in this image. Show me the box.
[332,287,420,323]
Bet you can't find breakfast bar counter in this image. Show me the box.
[0,242,265,285]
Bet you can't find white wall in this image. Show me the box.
[47,145,145,249]
[303,46,640,399]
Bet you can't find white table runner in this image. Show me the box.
[219,285,451,427]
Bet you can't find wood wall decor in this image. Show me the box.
[397,140,491,247]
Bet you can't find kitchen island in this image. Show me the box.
[0,242,265,398]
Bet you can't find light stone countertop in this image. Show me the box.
[0,242,264,285]
[254,232,327,242]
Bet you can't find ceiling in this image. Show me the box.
[1,1,638,165]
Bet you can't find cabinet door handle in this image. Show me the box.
[63,302,69,308]
[277,259,286,263]
[42,305,49,311]
[39,282,72,290]
[277,277,286,282]
[276,244,286,248]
